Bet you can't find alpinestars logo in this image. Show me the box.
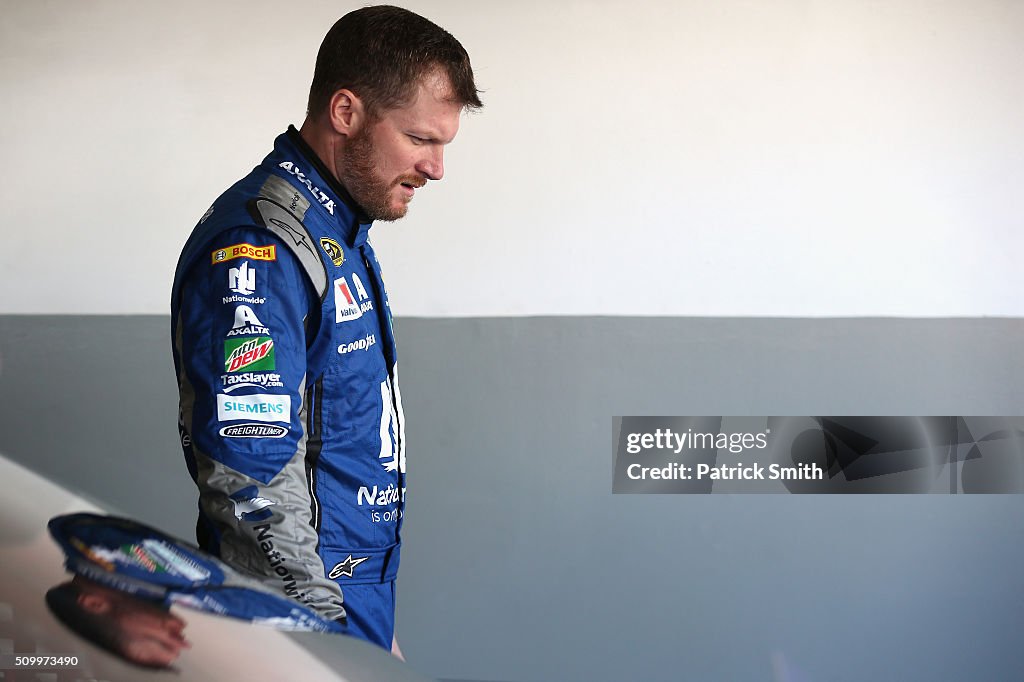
[278,161,335,215]
[328,555,369,579]
[229,261,256,295]
[229,486,276,522]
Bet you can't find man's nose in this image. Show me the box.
[417,147,444,181]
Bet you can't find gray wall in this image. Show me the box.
[1,315,1022,682]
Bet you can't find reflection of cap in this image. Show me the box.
[48,513,224,598]
[48,513,344,634]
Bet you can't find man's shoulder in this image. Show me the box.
[174,165,330,302]
[200,165,277,234]
[172,167,270,282]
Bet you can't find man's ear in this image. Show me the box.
[328,89,367,137]
[78,593,112,615]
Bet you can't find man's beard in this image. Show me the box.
[340,128,421,222]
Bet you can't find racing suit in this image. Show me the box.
[170,127,406,648]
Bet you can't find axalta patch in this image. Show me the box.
[212,243,277,264]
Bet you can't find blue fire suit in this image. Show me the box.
[170,127,406,649]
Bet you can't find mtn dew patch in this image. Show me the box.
[224,336,275,372]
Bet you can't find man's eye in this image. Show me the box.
[408,135,425,145]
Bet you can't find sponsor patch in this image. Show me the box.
[357,483,405,507]
[334,276,362,322]
[328,555,369,579]
[279,161,336,215]
[224,336,275,372]
[252,523,310,601]
[351,273,369,301]
[223,294,266,306]
[220,423,289,439]
[227,305,270,337]
[228,488,277,521]
[338,333,376,355]
[216,394,290,423]
[212,243,276,265]
[221,372,284,392]
[229,261,256,295]
[349,273,373,313]
[320,238,345,267]
[233,306,263,327]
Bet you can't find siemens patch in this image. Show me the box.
[216,394,291,423]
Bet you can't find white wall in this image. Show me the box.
[1,0,1021,316]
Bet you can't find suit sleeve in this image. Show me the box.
[173,226,345,622]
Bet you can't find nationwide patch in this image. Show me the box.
[320,237,345,267]
[229,261,256,295]
[212,243,276,265]
[224,336,275,372]
[228,488,277,521]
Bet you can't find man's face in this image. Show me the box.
[116,602,189,667]
[77,582,190,668]
[338,71,463,221]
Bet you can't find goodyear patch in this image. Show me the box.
[212,243,277,265]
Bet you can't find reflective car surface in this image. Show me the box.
[0,455,436,682]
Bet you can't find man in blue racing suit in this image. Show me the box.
[170,6,482,653]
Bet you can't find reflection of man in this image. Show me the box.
[46,577,190,669]
[46,511,342,661]
[170,6,481,653]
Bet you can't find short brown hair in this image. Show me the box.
[307,5,483,118]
